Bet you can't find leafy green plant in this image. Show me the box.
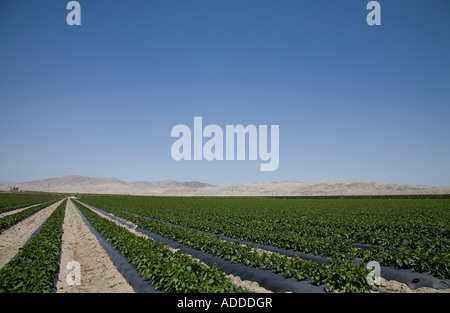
[79,195,449,280]
[73,201,247,293]
[75,199,374,292]
[0,193,63,215]
[0,199,67,293]
[0,199,62,233]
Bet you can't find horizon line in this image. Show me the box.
[1,174,450,188]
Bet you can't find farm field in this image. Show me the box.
[0,193,449,293]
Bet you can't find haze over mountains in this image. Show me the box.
[1,175,449,196]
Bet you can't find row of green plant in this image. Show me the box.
[124,208,449,280]
[266,195,450,199]
[0,193,63,214]
[0,199,67,293]
[73,200,247,293]
[76,200,373,292]
[77,195,450,279]
[0,199,61,233]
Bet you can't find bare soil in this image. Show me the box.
[0,199,64,269]
[378,278,450,293]
[227,274,273,293]
[55,199,134,293]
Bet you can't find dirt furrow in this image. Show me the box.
[0,199,65,269]
[55,199,134,293]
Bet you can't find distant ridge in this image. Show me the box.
[0,175,213,195]
[1,175,450,196]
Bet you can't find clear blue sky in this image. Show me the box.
[1,0,449,186]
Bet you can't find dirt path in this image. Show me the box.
[0,199,65,269]
[55,199,134,293]
[0,206,33,219]
[378,278,450,293]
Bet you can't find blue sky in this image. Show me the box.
[0,0,449,186]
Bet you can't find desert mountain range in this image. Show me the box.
[1,175,449,196]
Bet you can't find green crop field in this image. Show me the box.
[76,195,450,292]
[0,193,449,293]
